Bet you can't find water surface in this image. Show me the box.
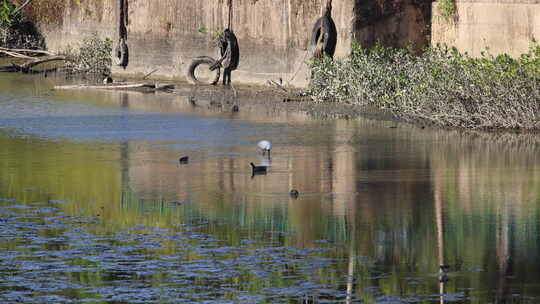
[1,73,540,303]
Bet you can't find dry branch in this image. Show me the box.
[54,83,175,91]
[0,49,34,59]
[16,55,69,70]
[12,0,33,15]
[0,47,55,56]
[0,46,71,73]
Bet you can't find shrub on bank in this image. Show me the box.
[308,42,540,130]
[63,34,112,75]
[0,0,44,49]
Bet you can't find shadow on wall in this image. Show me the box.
[0,1,46,49]
[0,20,45,49]
[352,0,432,52]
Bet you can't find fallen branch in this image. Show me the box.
[142,69,158,79]
[267,79,288,92]
[55,83,154,90]
[54,82,175,91]
[0,49,34,59]
[0,47,55,56]
[5,55,70,73]
[0,46,72,73]
[0,52,72,73]
[17,55,70,69]
[12,0,33,16]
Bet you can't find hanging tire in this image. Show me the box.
[114,39,129,68]
[309,15,337,59]
[187,56,220,85]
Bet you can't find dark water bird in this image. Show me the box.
[103,76,113,84]
[289,189,299,199]
[439,274,449,283]
[179,156,189,164]
[250,162,267,175]
[232,105,239,112]
[439,264,450,273]
[257,140,271,156]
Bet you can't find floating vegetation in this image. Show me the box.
[0,198,472,303]
[0,200,360,303]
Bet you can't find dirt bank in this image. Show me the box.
[166,83,399,123]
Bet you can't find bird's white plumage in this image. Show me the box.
[257,140,271,152]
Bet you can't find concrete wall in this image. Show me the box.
[41,0,356,87]
[34,0,539,87]
[432,0,540,57]
[352,0,432,53]
[38,0,433,87]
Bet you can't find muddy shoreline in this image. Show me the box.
[70,79,400,123]
[115,81,540,138]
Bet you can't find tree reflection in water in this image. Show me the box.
[0,76,540,302]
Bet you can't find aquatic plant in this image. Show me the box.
[308,41,540,131]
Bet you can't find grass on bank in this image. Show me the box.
[308,42,540,131]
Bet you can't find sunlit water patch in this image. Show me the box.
[1,74,540,303]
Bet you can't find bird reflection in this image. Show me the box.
[258,155,271,167]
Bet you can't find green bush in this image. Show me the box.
[63,34,112,75]
[0,0,45,49]
[308,41,540,130]
[0,0,16,27]
[437,0,457,22]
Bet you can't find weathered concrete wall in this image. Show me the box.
[36,0,433,87]
[40,0,356,87]
[352,0,432,52]
[33,0,538,87]
[432,0,540,57]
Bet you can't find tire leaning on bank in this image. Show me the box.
[187,56,221,85]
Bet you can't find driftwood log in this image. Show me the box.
[54,83,175,91]
[0,47,71,73]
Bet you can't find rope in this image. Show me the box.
[115,0,129,68]
[119,0,128,39]
[287,0,331,85]
[227,0,232,31]
[287,49,309,85]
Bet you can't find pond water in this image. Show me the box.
[1,73,540,303]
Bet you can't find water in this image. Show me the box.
[1,73,540,303]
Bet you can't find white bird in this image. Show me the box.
[257,140,272,156]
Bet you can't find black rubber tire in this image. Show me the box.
[187,56,221,85]
[114,40,129,68]
[309,15,337,59]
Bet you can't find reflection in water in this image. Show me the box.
[1,73,540,303]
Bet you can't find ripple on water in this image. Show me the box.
[0,203,465,303]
